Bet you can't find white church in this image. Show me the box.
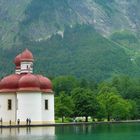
[0,49,54,125]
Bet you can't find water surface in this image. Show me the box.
[0,123,140,140]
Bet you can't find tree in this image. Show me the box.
[53,76,79,95]
[97,92,120,121]
[111,76,140,118]
[71,88,99,122]
[80,78,98,91]
[112,99,132,120]
[55,92,74,122]
[133,99,140,118]
[111,76,133,98]
[97,86,133,121]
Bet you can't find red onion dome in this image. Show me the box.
[14,54,21,68]
[37,75,53,93]
[20,49,34,62]
[0,74,21,92]
[18,73,40,91]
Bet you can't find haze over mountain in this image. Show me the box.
[1,0,140,81]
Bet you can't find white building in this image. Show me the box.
[0,49,54,125]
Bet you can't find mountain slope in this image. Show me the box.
[1,0,140,48]
[1,0,140,81]
[5,25,135,82]
[19,0,140,41]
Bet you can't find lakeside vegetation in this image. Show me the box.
[53,75,140,122]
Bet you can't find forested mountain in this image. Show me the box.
[1,0,140,81]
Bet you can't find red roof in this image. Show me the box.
[20,49,34,62]
[18,73,40,91]
[0,49,53,93]
[0,74,21,92]
[0,74,53,93]
[37,75,53,93]
[14,49,33,68]
[14,54,21,68]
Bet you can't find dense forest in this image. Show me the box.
[1,25,140,82]
[53,75,140,122]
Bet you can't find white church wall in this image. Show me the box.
[42,93,54,123]
[20,61,33,73]
[0,93,16,123]
[17,92,42,124]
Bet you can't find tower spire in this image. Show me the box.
[20,49,34,74]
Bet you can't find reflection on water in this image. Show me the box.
[0,126,55,140]
[0,123,140,140]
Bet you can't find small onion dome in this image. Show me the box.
[14,54,21,68]
[37,75,53,93]
[18,73,40,91]
[20,49,34,62]
[0,74,21,93]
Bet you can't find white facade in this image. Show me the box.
[0,92,54,124]
[42,93,54,123]
[16,92,54,124]
[17,92,42,123]
[0,93,16,124]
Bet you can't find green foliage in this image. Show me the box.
[55,91,74,122]
[110,30,140,70]
[53,76,79,95]
[109,76,140,119]
[27,25,136,82]
[134,99,140,118]
[126,100,138,120]
[2,0,140,82]
[79,78,98,91]
[71,87,99,122]
[111,76,140,100]
[0,25,140,82]
[97,90,133,121]
[111,30,138,41]
[112,99,132,120]
[54,75,140,121]
[97,91,119,121]
[110,30,139,48]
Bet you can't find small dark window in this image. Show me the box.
[27,65,29,69]
[45,100,48,110]
[8,99,12,110]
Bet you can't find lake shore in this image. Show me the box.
[1,120,140,128]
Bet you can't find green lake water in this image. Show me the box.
[0,123,140,140]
